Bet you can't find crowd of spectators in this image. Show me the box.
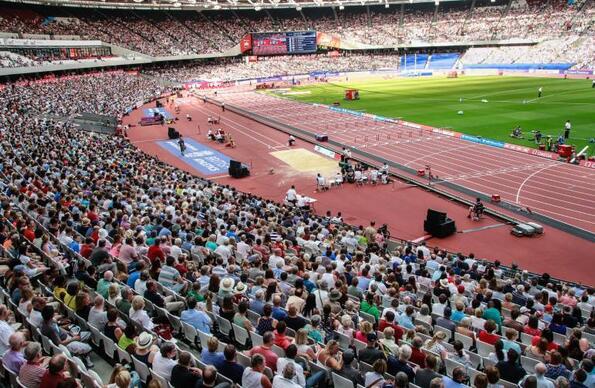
[145,53,401,83]
[0,1,592,64]
[0,69,593,388]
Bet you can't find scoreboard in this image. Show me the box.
[286,31,317,54]
[251,31,317,56]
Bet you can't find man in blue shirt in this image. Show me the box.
[126,262,145,288]
[443,367,467,388]
[181,298,212,334]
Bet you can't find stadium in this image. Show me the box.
[0,0,593,387]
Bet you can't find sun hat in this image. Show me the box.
[440,278,449,287]
[329,289,342,302]
[234,282,247,294]
[220,277,235,292]
[135,332,153,350]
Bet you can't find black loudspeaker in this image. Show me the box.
[424,208,456,238]
[228,160,250,178]
[167,127,179,139]
[315,134,328,142]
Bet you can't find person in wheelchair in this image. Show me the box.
[468,198,485,221]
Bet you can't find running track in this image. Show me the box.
[212,91,595,236]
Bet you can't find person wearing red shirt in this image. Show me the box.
[523,316,542,337]
[80,238,95,259]
[409,337,427,368]
[86,205,99,224]
[22,221,36,242]
[273,321,292,350]
[248,331,279,372]
[478,320,500,345]
[147,239,165,263]
[378,311,404,341]
[40,354,67,388]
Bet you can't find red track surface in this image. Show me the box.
[125,95,594,285]
[215,92,595,234]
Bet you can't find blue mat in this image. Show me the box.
[144,107,173,119]
[157,138,231,176]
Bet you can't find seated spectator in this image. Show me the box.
[249,331,279,371]
[19,342,48,388]
[104,308,124,343]
[410,336,427,368]
[389,344,416,382]
[274,321,292,350]
[436,307,457,333]
[415,354,441,388]
[171,350,203,388]
[365,359,388,388]
[379,310,404,341]
[284,305,306,332]
[88,295,108,329]
[442,366,467,388]
[448,340,473,368]
[159,256,189,294]
[496,349,526,384]
[359,332,386,366]
[40,305,93,367]
[380,326,400,356]
[129,295,154,331]
[201,336,225,369]
[502,328,522,355]
[40,354,68,388]
[273,362,301,388]
[316,340,343,371]
[360,293,380,321]
[219,344,245,383]
[545,352,571,380]
[242,354,272,388]
[132,332,158,367]
[153,341,178,380]
[256,304,278,336]
[478,320,499,345]
[2,332,26,373]
[338,349,364,385]
[519,363,555,388]
[144,280,184,314]
[181,297,212,334]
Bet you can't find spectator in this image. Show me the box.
[242,354,272,388]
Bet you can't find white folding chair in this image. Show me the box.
[216,316,233,338]
[332,372,355,388]
[521,355,539,372]
[271,344,285,357]
[454,332,474,350]
[250,331,264,346]
[116,345,132,364]
[150,369,170,388]
[197,328,212,349]
[475,340,494,357]
[132,356,151,384]
[182,321,199,347]
[99,332,116,360]
[232,323,250,347]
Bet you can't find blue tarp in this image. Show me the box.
[157,138,231,176]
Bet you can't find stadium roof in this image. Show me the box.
[3,0,464,11]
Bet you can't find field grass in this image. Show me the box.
[285,76,595,155]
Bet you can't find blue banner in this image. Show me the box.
[143,107,173,119]
[460,135,505,148]
[256,76,283,83]
[157,138,231,176]
[329,106,364,117]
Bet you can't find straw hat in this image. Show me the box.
[234,282,247,294]
[220,278,235,293]
[135,332,153,350]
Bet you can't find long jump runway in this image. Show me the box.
[212,91,595,238]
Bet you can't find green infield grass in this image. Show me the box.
[283,76,595,156]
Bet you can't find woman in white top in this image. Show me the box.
[129,295,154,330]
[448,340,473,368]
[365,359,387,388]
